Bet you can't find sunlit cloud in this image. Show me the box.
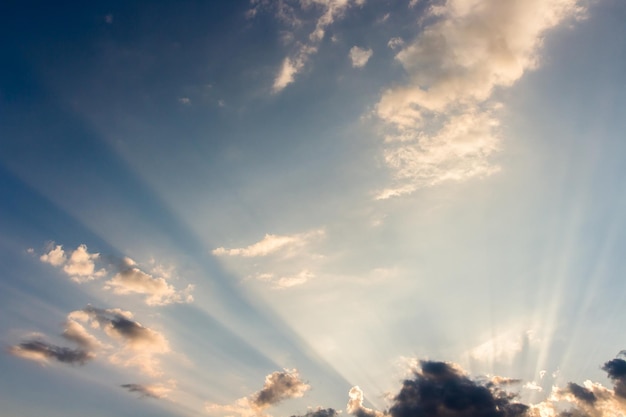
[104,257,194,306]
[375,0,587,198]
[40,243,106,282]
[213,230,324,258]
[347,386,384,417]
[206,369,310,416]
[213,229,324,289]
[37,242,194,306]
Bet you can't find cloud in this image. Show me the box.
[256,270,315,288]
[213,229,324,258]
[207,369,310,416]
[38,243,193,306]
[40,244,66,266]
[104,257,194,306]
[250,0,366,92]
[73,306,170,376]
[347,386,384,417]
[121,381,175,399]
[8,339,93,365]
[466,329,539,364]
[252,369,310,409]
[602,356,626,398]
[375,0,586,198]
[349,46,373,68]
[387,37,404,50]
[292,409,338,417]
[40,244,106,282]
[179,97,191,105]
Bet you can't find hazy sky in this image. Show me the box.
[2,1,626,416]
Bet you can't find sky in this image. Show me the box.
[1,0,626,416]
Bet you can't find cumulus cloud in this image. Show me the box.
[104,257,194,306]
[249,0,366,92]
[9,306,170,377]
[375,0,586,198]
[213,229,324,258]
[347,386,384,417]
[207,369,310,416]
[349,46,373,68]
[252,369,310,409]
[37,242,194,306]
[40,244,66,266]
[40,244,106,282]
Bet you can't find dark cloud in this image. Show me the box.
[566,383,596,404]
[602,357,626,398]
[291,409,338,417]
[8,339,93,365]
[251,369,310,409]
[388,360,527,417]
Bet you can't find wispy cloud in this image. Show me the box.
[349,46,373,68]
[213,229,324,288]
[213,229,324,258]
[375,0,586,198]
[249,0,366,92]
[121,381,176,399]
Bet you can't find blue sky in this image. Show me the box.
[2,0,626,416]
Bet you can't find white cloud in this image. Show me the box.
[40,244,106,282]
[178,97,191,105]
[104,258,194,306]
[63,245,107,282]
[375,0,586,197]
[213,229,324,258]
[257,270,315,289]
[40,244,66,266]
[349,46,373,68]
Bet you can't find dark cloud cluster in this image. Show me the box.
[388,360,528,417]
[602,355,626,398]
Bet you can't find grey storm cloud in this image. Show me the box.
[387,360,528,417]
[602,355,626,398]
[8,339,93,365]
